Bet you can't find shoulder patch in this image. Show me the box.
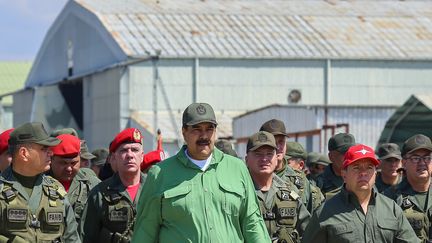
[290,190,300,200]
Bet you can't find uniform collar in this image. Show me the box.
[340,185,377,207]
[176,145,223,169]
[0,166,46,200]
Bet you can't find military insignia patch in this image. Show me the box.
[7,208,27,221]
[133,129,142,142]
[415,135,426,145]
[109,210,128,222]
[47,212,63,223]
[258,133,268,142]
[279,207,296,217]
[196,105,206,115]
[281,191,289,201]
[402,198,412,208]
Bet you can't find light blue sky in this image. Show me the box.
[0,0,67,61]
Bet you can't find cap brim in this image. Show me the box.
[379,153,402,160]
[405,146,432,156]
[81,152,96,160]
[34,137,61,147]
[92,159,106,166]
[186,120,218,126]
[271,132,289,137]
[248,143,277,152]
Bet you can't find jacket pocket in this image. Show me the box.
[5,206,28,232]
[219,182,243,216]
[162,184,192,220]
[328,224,355,243]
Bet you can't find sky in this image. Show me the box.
[0,0,68,61]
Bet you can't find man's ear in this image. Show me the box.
[18,146,30,162]
[299,160,305,170]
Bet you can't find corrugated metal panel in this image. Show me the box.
[0,62,32,105]
[76,0,432,59]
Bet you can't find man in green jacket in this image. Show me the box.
[246,131,310,243]
[80,128,146,243]
[384,134,432,242]
[302,144,418,243]
[0,122,80,243]
[316,133,356,199]
[375,143,403,193]
[132,102,270,243]
[49,134,101,221]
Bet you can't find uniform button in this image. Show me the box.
[204,188,208,192]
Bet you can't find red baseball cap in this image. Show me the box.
[51,134,81,157]
[343,144,380,169]
[141,150,166,171]
[0,128,14,154]
[109,128,143,153]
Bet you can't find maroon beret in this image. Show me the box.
[109,128,143,153]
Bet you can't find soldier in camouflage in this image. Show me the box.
[246,131,310,243]
[0,122,80,243]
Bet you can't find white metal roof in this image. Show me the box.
[76,0,432,59]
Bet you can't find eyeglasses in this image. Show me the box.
[406,156,432,164]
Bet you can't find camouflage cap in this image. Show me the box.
[215,139,238,157]
[401,134,432,157]
[377,143,402,160]
[328,133,356,154]
[80,140,96,160]
[307,152,331,166]
[50,128,79,137]
[9,122,60,147]
[259,119,288,137]
[91,148,109,166]
[247,131,277,153]
[182,103,217,126]
[285,141,307,160]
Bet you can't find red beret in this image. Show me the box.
[0,128,14,154]
[141,149,166,171]
[51,134,81,157]
[110,128,143,153]
[343,144,380,169]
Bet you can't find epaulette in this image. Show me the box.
[43,175,67,199]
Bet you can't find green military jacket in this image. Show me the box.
[80,172,146,243]
[316,165,343,199]
[50,168,100,221]
[374,172,401,193]
[302,186,419,243]
[0,167,81,243]
[131,146,270,243]
[383,178,432,242]
[279,159,324,214]
[256,174,310,243]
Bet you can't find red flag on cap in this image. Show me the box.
[0,128,14,154]
[51,134,81,157]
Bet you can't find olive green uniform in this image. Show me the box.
[256,174,310,243]
[0,167,80,243]
[316,165,343,199]
[132,147,270,243]
[383,178,432,242]
[302,186,419,243]
[279,158,324,214]
[63,168,100,221]
[79,172,146,243]
[374,172,401,193]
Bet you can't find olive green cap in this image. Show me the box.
[328,133,356,153]
[285,141,307,160]
[307,152,331,166]
[51,128,78,137]
[182,103,217,126]
[247,131,277,153]
[401,134,432,157]
[91,148,109,166]
[215,139,238,157]
[259,119,288,137]
[80,140,96,160]
[9,122,60,147]
[377,143,402,160]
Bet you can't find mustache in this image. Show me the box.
[196,139,210,145]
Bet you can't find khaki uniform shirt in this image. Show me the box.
[302,186,419,243]
[0,167,80,243]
